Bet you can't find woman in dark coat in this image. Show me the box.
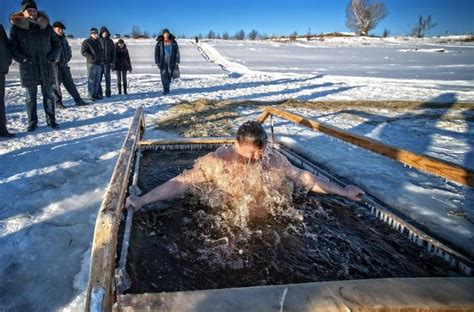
[114,39,132,95]
[154,28,180,95]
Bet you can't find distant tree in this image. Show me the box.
[152,33,158,38]
[114,33,121,39]
[346,0,388,36]
[198,33,203,39]
[142,30,150,39]
[66,34,74,39]
[234,29,245,40]
[123,34,130,39]
[222,31,229,40]
[248,29,259,40]
[382,28,390,37]
[207,30,216,39]
[411,15,438,38]
[260,33,269,40]
[216,33,222,39]
[131,25,142,39]
[289,31,298,41]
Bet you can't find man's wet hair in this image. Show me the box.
[236,121,268,149]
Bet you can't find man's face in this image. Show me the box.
[102,31,108,38]
[54,27,64,36]
[235,142,266,162]
[91,33,98,40]
[163,32,169,40]
[23,8,37,20]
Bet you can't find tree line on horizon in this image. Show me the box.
[85,0,463,41]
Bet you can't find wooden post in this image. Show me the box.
[85,107,145,312]
[257,106,474,187]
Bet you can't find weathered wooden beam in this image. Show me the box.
[114,277,474,312]
[86,107,145,312]
[140,137,236,146]
[258,106,474,187]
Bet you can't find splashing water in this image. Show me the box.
[180,145,303,230]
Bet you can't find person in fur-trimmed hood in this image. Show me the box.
[154,28,180,95]
[9,0,61,131]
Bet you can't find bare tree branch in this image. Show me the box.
[346,0,388,36]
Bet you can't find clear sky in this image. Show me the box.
[1,0,473,38]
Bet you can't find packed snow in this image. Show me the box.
[1,36,473,311]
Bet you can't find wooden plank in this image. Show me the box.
[258,106,474,187]
[114,277,474,312]
[140,137,236,146]
[86,107,145,312]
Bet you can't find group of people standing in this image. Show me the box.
[1,0,181,138]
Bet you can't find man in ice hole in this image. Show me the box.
[125,121,365,218]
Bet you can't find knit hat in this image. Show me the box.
[117,39,124,44]
[90,27,98,34]
[22,0,37,11]
[53,21,66,29]
[162,28,170,34]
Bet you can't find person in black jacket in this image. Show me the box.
[0,24,14,138]
[154,28,180,95]
[52,21,88,108]
[98,26,115,97]
[81,28,103,101]
[9,1,61,131]
[114,39,132,95]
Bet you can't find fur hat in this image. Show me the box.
[22,0,37,12]
[52,21,65,29]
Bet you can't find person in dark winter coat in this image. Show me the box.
[0,24,15,138]
[52,21,88,108]
[81,28,103,101]
[9,1,61,131]
[154,28,180,95]
[98,26,115,97]
[114,39,132,95]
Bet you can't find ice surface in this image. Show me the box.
[1,36,473,311]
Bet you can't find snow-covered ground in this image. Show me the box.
[1,36,473,311]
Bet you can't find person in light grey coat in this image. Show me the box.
[0,24,14,137]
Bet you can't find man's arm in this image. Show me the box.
[280,155,365,201]
[80,40,91,58]
[47,26,61,62]
[125,152,215,211]
[9,27,28,63]
[125,176,189,212]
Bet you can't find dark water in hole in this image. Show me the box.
[124,149,456,294]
